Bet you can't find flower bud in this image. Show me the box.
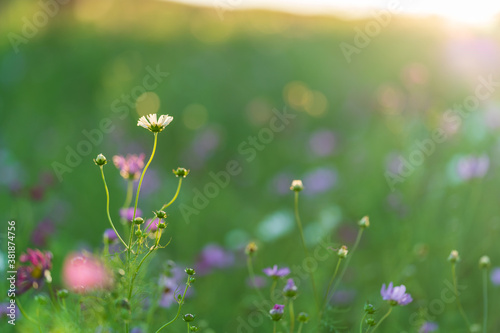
[135,229,142,237]
[155,210,167,219]
[269,304,285,321]
[283,279,298,298]
[337,245,348,259]
[173,167,190,178]
[158,222,166,229]
[297,312,310,323]
[35,295,48,305]
[94,154,107,166]
[189,276,196,284]
[479,256,491,269]
[245,242,258,256]
[57,289,69,299]
[185,268,196,276]
[366,318,376,326]
[189,326,199,332]
[358,216,370,228]
[290,180,304,192]
[183,314,195,322]
[448,250,460,263]
[364,303,375,314]
[133,217,144,225]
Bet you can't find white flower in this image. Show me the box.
[137,114,173,133]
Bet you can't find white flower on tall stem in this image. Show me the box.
[137,114,173,133]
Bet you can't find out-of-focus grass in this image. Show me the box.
[1,0,500,331]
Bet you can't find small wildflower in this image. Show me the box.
[380,282,413,306]
[290,180,304,192]
[269,304,285,321]
[112,154,145,180]
[103,229,118,244]
[183,314,195,322]
[479,256,491,269]
[448,250,460,263]
[364,302,376,314]
[419,321,438,333]
[337,245,348,258]
[245,242,258,256]
[137,114,173,133]
[283,278,298,298]
[173,167,190,178]
[297,312,310,323]
[358,216,370,228]
[263,265,290,279]
[93,154,107,166]
[16,249,53,295]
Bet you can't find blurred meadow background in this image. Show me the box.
[2,0,500,332]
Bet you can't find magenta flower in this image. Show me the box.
[120,207,142,221]
[419,322,438,333]
[16,249,53,295]
[263,265,290,278]
[144,218,160,233]
[113,154,145,180]
[491,267,500,285]
[62,253,112,293]
[269,304,285,321]
[380,282,413,306]
[103,229,118,243]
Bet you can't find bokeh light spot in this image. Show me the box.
[183,104,208,130]
[135,92,160,117]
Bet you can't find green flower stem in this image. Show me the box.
[17,299,42,332]
[127,247,156,300]
[123,179,134,209]
[46,278,59,310]
[133,132,157,220]
[297,322,304,333]
[247,257,266,303]
[359,313,367,333]
[187,322,191,333]
[270,279,278,303]
[289,299,295,333]
[273,322,277,333]
[99,166,128,249]
[293,191,319,310]
[451,263,472,332]
[322,257,343,311]
[483,268,488,333]
[370,306,392,333]
[155,276,192,333]
[161,178,183,210]
[326,228,364,305]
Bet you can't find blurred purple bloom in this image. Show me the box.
[130,328,143,333]
[103,229,118,243]
[491,267,500,285]
[31,219,55,247]
[263,265,290,278]
[272,304,284,312]
[0,302,19,318]
[419,322,438,333]
[183,127,221,170]
[17,249,53,295]
[120,207,142,221]
[381,282,412,306]
[331,289,356,305]
[158,267,191,308]
[309,130,336,157]
[283,279,296,292]
[113,154,145,180]
[456,155,489,181]
[246,276,267,289]
[271,172,295,195]
[196,244,234,275]
[302,168,337,195]
[144,218,160,233]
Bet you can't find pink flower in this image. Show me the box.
[62,253,112,293]
[113,154,145,180]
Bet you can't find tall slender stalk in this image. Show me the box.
[451,263,472,332]
[155,276,192,332]
[247,257,266,302]
[482,269,488,333]
[293,191,319,310]
[370,306,392,333]
[162,178,183,210]
[359,313,367,333]
[289,300,295,333]
[322,258,343,311]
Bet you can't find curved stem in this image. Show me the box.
[155,276,191,333]
[133,132,157,221]
[289,299,295,333]
[452,263,472,332]
[247,257,266,302]
[17,299,42,332]
[100,166,128,249]
[483,269,488,333]
[322,258,343,311]
[293,192,319,310]
[370,306,392,333]
[162,178,183,210]
[359,313,367,333]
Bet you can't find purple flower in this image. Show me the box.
[302,168,337,195]
[120,207,142,221]
[283,278,298,298]
[380,282,413,306]
[0,302,19,319]
[158,266,192,308]
[263,265,290,278]
[195,244,234,275]
[309,130,336,157]
[17,249,53,295]
[31,219,55,247]
[113,154,145,180]
[103,229,118,243]
[419,322,438,333]
[456,155,489,181]
[144,218,160,233]
[269,304,285,321]
[246,276,267,289]
[491,267,500,285]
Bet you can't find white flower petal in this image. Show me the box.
[147,114,157,125]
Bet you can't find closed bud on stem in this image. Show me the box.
[135,229,142,237]
[479,255,491,269]
[173,167,190,178]
[189,326,199,332]
[183,313,195,322]
[290,180,303,192]
[158,222,166,229]
[358,216,370,228]
[57,289,69,299]
[337,245,348,258]
[245,242,258,256]
[189,276,196,284]
[448,250,460,263]
[35,295,48,305]
[185,268,196,276]
[94,153,107,166]
[366,318,376,326]
[155,210,167,219]
[269,304,284,321]
[364,303,375,314]
[133,217,144,225]
[297,312,310,323]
